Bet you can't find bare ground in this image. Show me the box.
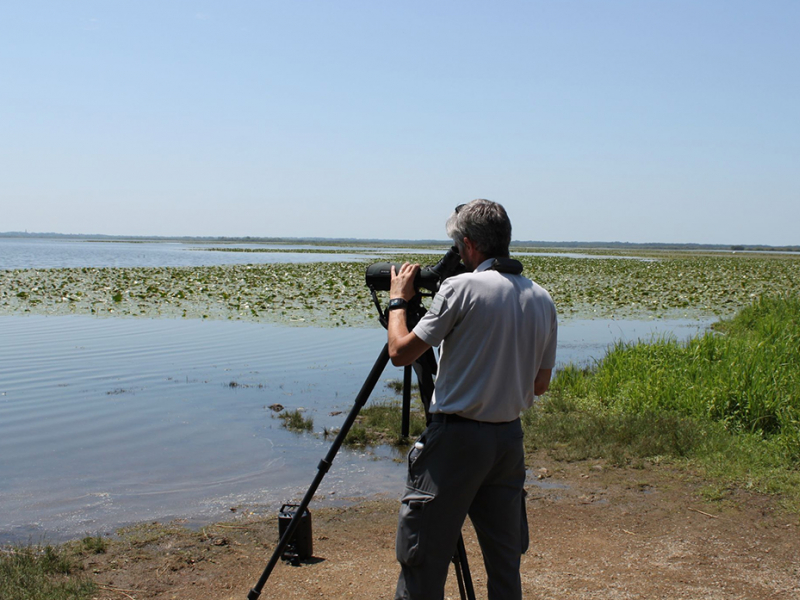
[84,453,799,600]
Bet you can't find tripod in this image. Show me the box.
[247,293,476,600]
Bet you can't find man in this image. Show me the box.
[387,199,557,600]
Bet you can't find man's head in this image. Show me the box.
[446,199,512,261]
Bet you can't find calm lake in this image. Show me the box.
[0,238,713,543]
[0,237,383,270]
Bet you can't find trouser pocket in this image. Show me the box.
[396,489,435,566]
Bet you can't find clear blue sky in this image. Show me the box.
[1,1,798,245]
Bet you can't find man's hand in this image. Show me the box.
[390,262,420,301]
[387,262,430,366]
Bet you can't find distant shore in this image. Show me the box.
[2,231,798,253]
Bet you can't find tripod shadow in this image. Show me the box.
[284,555,326,567]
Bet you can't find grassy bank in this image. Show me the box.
[0,542,98,600]
[524,294,800,507]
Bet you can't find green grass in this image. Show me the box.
[343,381,427,447]
[344,399,427,447]
[278,409,314,432]
[77,535,108,555]
[522,395,705,465]
[525,294,800,507]
[566,295,799,444]
[0,544,96,600]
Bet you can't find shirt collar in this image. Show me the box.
[474,258,496,273]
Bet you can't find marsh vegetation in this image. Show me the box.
[529,294,800,507]
[343,380,428,448]
[278,409,314,432]
[2,249,799,326]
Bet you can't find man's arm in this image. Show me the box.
[534,368,552,396]
[387,263,432,367]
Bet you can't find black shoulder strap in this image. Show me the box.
[490,258,523,275]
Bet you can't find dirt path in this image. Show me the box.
[85,455,799,600]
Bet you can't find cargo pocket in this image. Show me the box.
[396,490,435,566]
[520,488,530,555]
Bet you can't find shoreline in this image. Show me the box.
[10,452,799,600]
[0,314,720,547]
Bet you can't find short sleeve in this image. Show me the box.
[540,306,558,370]
[411,280,462,348]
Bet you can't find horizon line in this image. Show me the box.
[1,231,798,251]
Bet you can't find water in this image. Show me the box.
[0,237,660,271]
[555,317,713,367]
[0,238,714,543]
[0,314,712,543]
[0,238,384,270]
[0,316,402,543]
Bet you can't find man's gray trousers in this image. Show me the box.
[394,417,528,600]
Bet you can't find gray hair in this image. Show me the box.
[445,199,512,258]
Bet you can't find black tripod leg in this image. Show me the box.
[401,365,412,438]
[453,535,476,600]
[452,551,467,600]
[247,344,391,600]
[412,348,437,423]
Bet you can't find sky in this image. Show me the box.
[1,2,798,245]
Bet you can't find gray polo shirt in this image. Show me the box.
[412,258,557,422]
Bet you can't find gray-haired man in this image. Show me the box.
[388,199,557,600]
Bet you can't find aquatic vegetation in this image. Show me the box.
[197,247,367,254]
[342,380,427,448]
[516,252,800,319]
[279,409,314,432]
[0,262,378,326]
[344,399,427,448]
[1,250,798,326]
